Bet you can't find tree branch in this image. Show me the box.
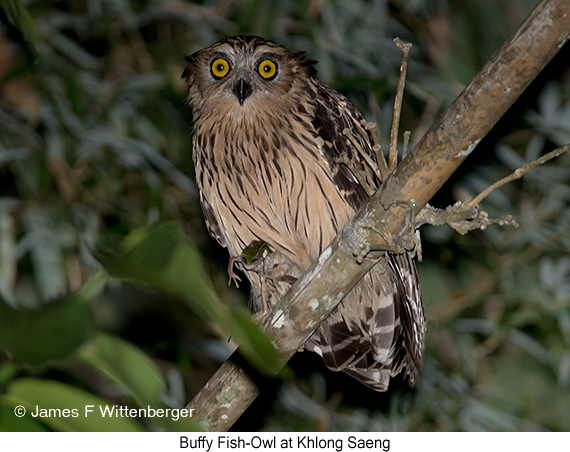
[186,0,570,431]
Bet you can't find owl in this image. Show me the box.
[183,35,425,391]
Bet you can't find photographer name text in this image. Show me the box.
[27,405,194,421]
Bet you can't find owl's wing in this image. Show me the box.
[199,191,226,248]
[311,82,380,212]
[306,82,425,391]
[387,252,425,384]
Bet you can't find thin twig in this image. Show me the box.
[364,121,390,181]
[467,144,569,208]
[416,202,519,234]
[402,130,411,158]
[389,38,412,171]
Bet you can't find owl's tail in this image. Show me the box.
[305,253,425,392]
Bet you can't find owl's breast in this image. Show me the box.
[193,113,355,267]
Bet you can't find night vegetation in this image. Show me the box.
[0,0,569,431]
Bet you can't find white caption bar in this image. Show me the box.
[1,432,567,452]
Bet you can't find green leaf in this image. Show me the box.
[1,0,39,56]
[77,333,201,432]
[0,405,48,432]
[0,362,17,386]
[2,379,144,432]
[78,333,166,409]
[0,295,92,365]
[97,222,281,375]
[229,307,284,374]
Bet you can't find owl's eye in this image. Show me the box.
[211,58,230,79]
[258,59,277,79]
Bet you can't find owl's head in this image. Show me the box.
[183,36,317,115]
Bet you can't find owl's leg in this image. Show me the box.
[253,259,272,322]
[249,260,279,324]
[250,276,271,324]
[229,241,302,322]
[246,248,301,322]
[228,241,274,321]
[252,261,299,322]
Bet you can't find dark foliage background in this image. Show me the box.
[0,0,569,432]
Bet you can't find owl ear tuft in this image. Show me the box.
[291,51,318,78]
[182,49,206,81]
[182,55,197,81]
[182,65,192,81]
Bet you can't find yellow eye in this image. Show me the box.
[211,58,230,79]
[258,59,277,79]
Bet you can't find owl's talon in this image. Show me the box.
[354,200,420,262]
[353,240,406,264]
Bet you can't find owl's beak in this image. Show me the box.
[233,77,253,106]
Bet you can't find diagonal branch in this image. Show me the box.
[186,0,570,431]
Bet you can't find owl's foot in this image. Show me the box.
[229,241,301,321]
[353,200,421,263]
[257,252,299,320]
[250,249,301,321]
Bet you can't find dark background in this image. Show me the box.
[1,0,569,431]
